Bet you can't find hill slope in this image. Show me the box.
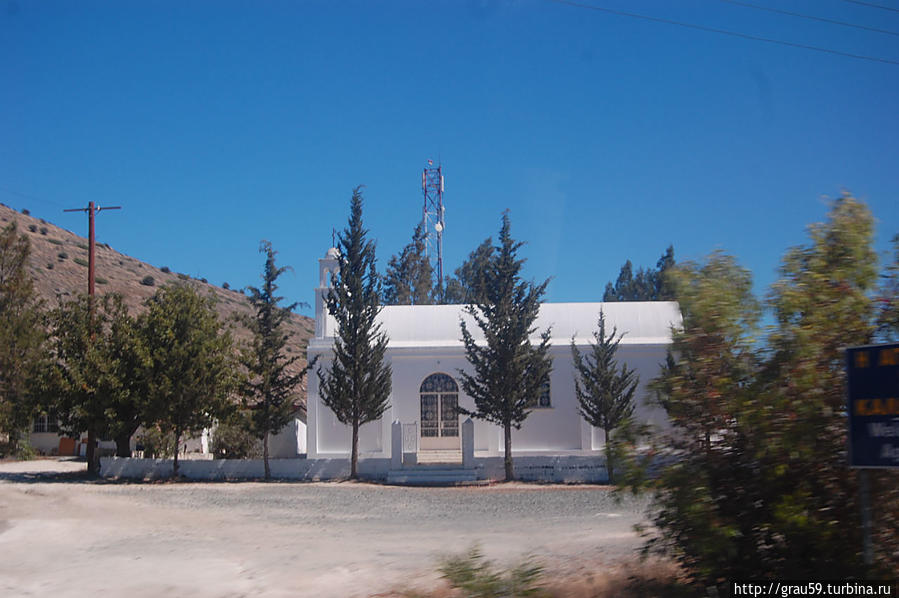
[0,203,314,410]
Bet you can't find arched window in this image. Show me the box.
[420,373,459,440]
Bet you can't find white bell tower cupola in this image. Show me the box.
[315,247,340,339]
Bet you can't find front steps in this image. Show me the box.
[415,449,462,464]
[386,462,482,486]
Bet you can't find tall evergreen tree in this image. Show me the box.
[603,245,675,301]
[441,237,494,304]
[457,212,552,481]
[240,241,306,480]
[571,311,638,483]
[0,222,46,456]
[317,187,392,479]
[383,222,434,305]
[142,284,235,477]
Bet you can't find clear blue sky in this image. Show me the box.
[3,0,898,316]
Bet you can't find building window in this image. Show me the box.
[420,373,459,438]
[527,379,552,409]
[32,411,58,434]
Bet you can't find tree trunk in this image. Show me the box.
[350,420,359,479]
[604,425,614,484]
[86,429,99,474]
[504,423,514,481]
[263,430,271,481]
[172,427,181,478]
[114,431,133,458]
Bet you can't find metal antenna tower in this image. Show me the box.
[421,159,445,284]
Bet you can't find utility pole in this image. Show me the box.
[63,202,121,297]
[62,201,121,475]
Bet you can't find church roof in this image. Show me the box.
[314,301,680,350]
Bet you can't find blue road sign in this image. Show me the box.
[847,343,899,468]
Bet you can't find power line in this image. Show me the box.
[546,0,899,66]
[841,0,899,14]
[719,0,899,37]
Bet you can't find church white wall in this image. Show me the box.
[308,342,671,460]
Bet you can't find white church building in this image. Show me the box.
[306,248,682,482]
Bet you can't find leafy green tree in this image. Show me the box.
[383,222,434,305]
[643,195,899,584]
[603,245,675,301]
[317,187,392,479]
[457,212,552,481]
[441,237,494,304]
[101,295,151,457]
[50,293,148,468]
[0,222,46,456]
[142,284,235,477]
[641,252,761,583]
[876,233,899,341]
[240,241,306,480]
[571,311,638,483]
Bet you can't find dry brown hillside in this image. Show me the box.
[0,203,314,412]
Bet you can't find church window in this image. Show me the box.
[527,379,552,409]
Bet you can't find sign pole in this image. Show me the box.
[859,469,874,568]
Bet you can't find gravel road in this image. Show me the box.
[1,459,653,597]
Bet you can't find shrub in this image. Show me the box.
[211,414,262,459]
[222,282,230,290]
[73,257,88,267]
[39,227,48,235]
[57,252,68,260]
[39,218,46,224]
[199,277,207,284]
[21,208,30,215]
[136,426,174,459]
[96,277,108,285]
[76,242,87,250]
[438,546,546,598]
[49,238,63,246]
[140,275,155,286]
[177,273,189,280]
[161,266,170,273]
[27,224,37,233]
[46,263,54,270]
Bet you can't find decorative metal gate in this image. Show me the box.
[419,373,460,450]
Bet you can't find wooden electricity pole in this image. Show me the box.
[64,202,121,297]
[62,201,121,473]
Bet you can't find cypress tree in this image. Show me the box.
[570,311,638,483]
[457,212,552,481]
[241,241,306,480]
[317,187,392,479]
[383,222,433,305]
[441,237,494,304]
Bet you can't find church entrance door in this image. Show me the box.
[419,373,460,450]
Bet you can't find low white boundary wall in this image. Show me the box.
[101,455,608,483]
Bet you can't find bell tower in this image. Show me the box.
[315,247,340,339]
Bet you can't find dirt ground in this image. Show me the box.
[1,458,653,597]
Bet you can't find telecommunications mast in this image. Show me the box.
[421,159,445,284]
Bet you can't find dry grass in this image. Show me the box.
[377,557,687,598]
